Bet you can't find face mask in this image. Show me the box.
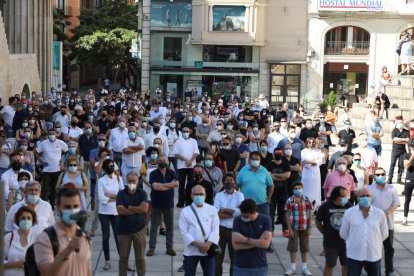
[22,122,28,128]
[397,123,404,129]
[251,160,260,167]
[319,119,325,123]
[204,160,212,168]
[105,167,114,175]
[159,119,165,125]
[129,132,136,139]
[340,196,348,206]
[71,122,78,127]
[127,183,137,191]
[28,107,33,112]
[221,134,227,140]
[20,145,28,151]
[235,137,242,143]
[227,125,233,130]
[11,162,22,171]
[204,110,209,115]
[119,122,126,128]
[150,153,158,160]
[375,175,385,184]
[281,122,287,127]
[85,129,93,135]
[360,141,368,147]
[48,135,56,142]
[293,189,303,197]
[359,196,371,208]
[98,140,105,147]
[284,149,292,156]
[68,147,76,153]
[239,116,244,120]
[306,123,313,129]
[289,133,296,139]
[122,110,128,114]
[19,219,33,231]
[193,195,205,206]
[142,122,147,127]
[188,117,193,121]
[27,194,40,204]
[182,132,189,139]
[344,124,350,130]
[194,173,202,182]
[240,216,252,222]
[153,126,160,133]
[354,160,361,166]
[217,125,223,130]
[203,123,208,127]
[158,162,167,169]
[260,146,268,152]
[225,181,234,190]
[253,127,258,132]
[61,208,81,225]
[337,164,347,172]
[18,180,28,189]
[68,166,77,173]
[170,122,176,128]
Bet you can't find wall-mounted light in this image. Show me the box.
[284,7,288,13]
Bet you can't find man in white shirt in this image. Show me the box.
[214,174,244,276]
[150,102,167,120]
[179,185,220,275]
[5,180,54,236]
[2,151,33,210]
[206,120,224,151]
[62,115,84,142]
[258,95,269,110]
[121,126,145,185]
[368,167,400,276]
[267,121,286,153]
[352,134,378,178]
[172,127,199,207]
[35,129,68,208]
[145,119,169,155]
[0,96,17,127]
[108,117,129,168]
[340,188,389,276]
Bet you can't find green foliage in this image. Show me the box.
[320,91,337,110]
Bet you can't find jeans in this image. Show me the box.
[383,230,395,274]
[40,171,61,209]
[184,255,215,276]
[91,185,100,232]
[388,150,406,182]
[347,258,381,276]
[216,226,234,276]
[149,207,174,249]
[368,143,382,156]
[178,168,193,205]
[257,202,270,217]
[118,227,146,276]
[90,178,96,198]
[404,181,414,217]
[168,156,178,176]
[233,265,268,276]
[99,214,120,261]
[112,151,122,169]
[269,193,288,231]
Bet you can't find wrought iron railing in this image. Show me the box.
[325,41,370,55]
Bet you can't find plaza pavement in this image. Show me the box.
[86,144,414,276]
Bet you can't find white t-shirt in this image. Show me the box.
[172,137,199,169]
[1,168,33,200]
[121,137,144,168]
[36,139,68,172]
[1,105,15,126]
[62,126,84,139]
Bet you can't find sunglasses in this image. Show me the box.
[354,159,361,161]
[375,173,386,176]
[69,164,77,167]
[182,131,189,133]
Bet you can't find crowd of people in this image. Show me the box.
[0,86,412,276]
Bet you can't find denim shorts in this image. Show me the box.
[233,265,268,276]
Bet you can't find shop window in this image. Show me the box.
[270,64,300,108]
[203,45,252,63]
[163,37,182,61]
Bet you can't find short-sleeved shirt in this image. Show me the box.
[404,152,414,181]
[316,200,351,248]
[284,195,313,230]
[232,143,250,170]
[78,133,98,161]
[391,128,409,151]
[365,123,381,146]
[236,165,273,205]
[283,156,301,190]
[232,214,272,268]
[149,168,177,209]
[265,160,291,195]
[196,124,212,148]
[220,148,241,172]
[116,188,148,235]
[339,128,356,152]
[368,184,400,230]
[277,138,305,161]
[36,139,68,172]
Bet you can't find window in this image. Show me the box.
[325,26,370,55]
[270,64,300,107]
[202,45,252,62]
[57,0,65,11]
[163,37,182,61]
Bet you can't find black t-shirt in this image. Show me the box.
[265,160,291,195]
[315,200,351,248]
[404,153,414,181]
[116,188,148,235]
[233,214,271,268]
[185,180,214,206]
[391,128,409,151]
[271,110,288,122]
[338,129,356,154]
[97,118,111,135]
[220,148,241,172]
[283,156,301,194]
[259,152,274,167]
[149,168,177,209]
[299,127,318,143]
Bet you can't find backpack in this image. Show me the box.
[24,226,59,276]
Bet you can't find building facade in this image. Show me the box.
[141,0,307,109]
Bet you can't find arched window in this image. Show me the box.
[325,26,370,55]
[400,27,414,38]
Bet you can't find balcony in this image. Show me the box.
[325,41,370,55]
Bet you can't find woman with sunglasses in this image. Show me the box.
[352,153,369,189]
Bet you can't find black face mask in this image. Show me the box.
[194,173,202,182]
[224,181,234,190]
[158,162,167,169]
[61,111,66,116]
[11,162,22,171]
[71,122,78,127]
[153,126,160,133]
[105,167,114,175]
[274,154,282,161]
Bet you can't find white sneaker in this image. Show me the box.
[302,268,312,276]
[285,268,295,275]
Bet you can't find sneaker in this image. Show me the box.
[285,268,295,275]
[166,248,176,256]
[387,179,392,184]
[159,228,166,235]
[127,265,135,271]
[146,249,155,256]
[402,220,409,226]
[176,203,184,208]
[177,264,185,272]
[302,267,312,276]
[283,230,289,238]
[103,261,111,270]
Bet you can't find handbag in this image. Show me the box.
[190,205,222,257]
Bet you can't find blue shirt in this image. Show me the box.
[232,214,271,268]
[149,168,177,209]
[232,143,250,170]
[89,148,100,180]
[236,165,273,205]
[366,122,383,146]
[276,138,305,161]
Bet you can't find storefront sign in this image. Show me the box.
[318,0,384,11]
[213,6,246,32]
[151,1,192,29]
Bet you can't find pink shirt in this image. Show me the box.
[323,171,355,198]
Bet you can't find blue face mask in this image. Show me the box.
[340,196,348,206]
[27,194,40,204]
[260,146,268,152]
[98,140,105,147]
[204,160,212,168]
[159,119,165,125]
[150,153,158,160]
[182,132,189,139]
[170,122,176,128]
[19,219,33,231]
[48,135,56,142]
[375,175,385,184]
[20,145,28,151]
[251,160,260,167]
[129,132,136,139]
[293,189,303,197]
[85,128,93,134]
[359,196,371,208]
[193,195,205,206]
[354,160,361,166]
[61,208,81,225]
[68,147,76,153]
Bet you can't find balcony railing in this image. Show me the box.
[325,41,370,55]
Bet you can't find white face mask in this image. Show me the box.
[337,164,347,172]
[289,133,296,139]
[119,122,126,128]
[127,184,137,191]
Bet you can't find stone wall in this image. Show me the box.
[0,11,41,98]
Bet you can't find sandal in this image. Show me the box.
[103,261,111,270]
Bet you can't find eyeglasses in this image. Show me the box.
[182,131,189,133]
[359,195,370,198]
[69,164,77,167]
[216,124,223,126]
[98,139,106,141]
[375,173,386,176]
[222,143,230,146]
[319,117,325,119]
[308,142,315,145]
[193,193,205,196]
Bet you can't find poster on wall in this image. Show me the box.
[167,82,177,96]
[151,1,192,29]
[212,82,236,98]
[52,41,62,89]
[318,0,384,11]
[187,80,202,99]
[213,5,246,32]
